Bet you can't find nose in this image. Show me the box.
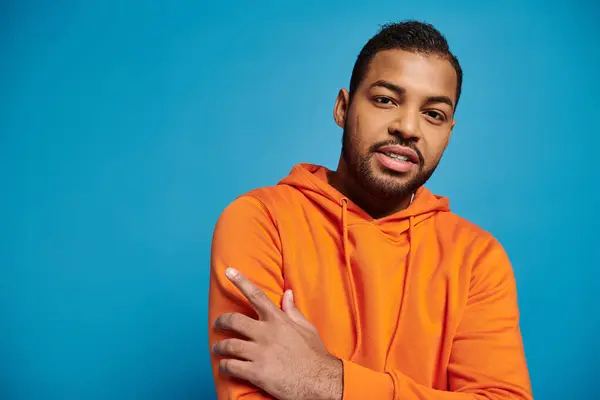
[389,108,421,142]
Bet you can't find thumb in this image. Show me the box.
[282,290,315,331]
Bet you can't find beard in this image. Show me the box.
[341,126,439,200]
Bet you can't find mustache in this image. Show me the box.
[370,139,424,166]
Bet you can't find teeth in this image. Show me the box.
[385,152,409,161]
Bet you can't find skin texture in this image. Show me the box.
[330,49,458,219]
[213,268,343,400]
[213,50,460,398]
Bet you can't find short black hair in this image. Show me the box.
[349,20,463,108]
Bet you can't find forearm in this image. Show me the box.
[339,360,531,400]
[211,356,342,400]
[312,356,344,400]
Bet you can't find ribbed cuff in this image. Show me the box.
[342,359,394,400]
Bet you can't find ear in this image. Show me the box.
[333,88,350,129]
[447,118,456,140]
[444,119,457,150]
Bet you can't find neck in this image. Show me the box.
[327,158,413,219]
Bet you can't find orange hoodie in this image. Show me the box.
[208,163,532,400]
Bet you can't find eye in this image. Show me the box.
[424,110,446,122]
[373,96,396,107]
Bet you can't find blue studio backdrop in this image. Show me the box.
[2,1,598,399]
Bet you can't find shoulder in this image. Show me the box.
[215,184,301,229]
[222,184,305,222]
[436,211,515,289]
[435,211,498,245]
[211,188,287,255]
[244,185,305,210]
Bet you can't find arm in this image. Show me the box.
[339,238,533,400]
[208,195,283,399]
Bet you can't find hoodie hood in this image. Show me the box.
[278,163,451,362]
[278,163,450,236]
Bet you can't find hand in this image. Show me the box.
[213,267,343,400]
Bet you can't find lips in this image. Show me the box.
[375,145,420,164]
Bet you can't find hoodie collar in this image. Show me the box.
[278,163,450,237]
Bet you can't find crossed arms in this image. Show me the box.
[208,196,533,400]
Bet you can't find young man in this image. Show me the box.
[208,21,532,400]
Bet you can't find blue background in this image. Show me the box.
[2,1,598,398]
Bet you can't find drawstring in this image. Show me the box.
[383,215,415,369]
[341,198,362,361]
[342,192,415,363]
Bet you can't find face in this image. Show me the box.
[334,49,457,200]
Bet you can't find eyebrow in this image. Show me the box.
[369,80,455,110]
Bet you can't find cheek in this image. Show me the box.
[421,130,451,165]
[352,107,393,149]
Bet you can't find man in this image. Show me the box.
[208,20,532,400]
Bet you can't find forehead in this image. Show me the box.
[362,49,458,102]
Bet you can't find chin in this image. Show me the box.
[361,172,415,199]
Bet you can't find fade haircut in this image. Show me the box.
[349,20,463,108]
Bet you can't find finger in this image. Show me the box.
[219,358,256,383]
[226,267,280,318]
[214,312,261,339]
[281,289,295,314]
[282,290,317,332]
[213,338,259,361]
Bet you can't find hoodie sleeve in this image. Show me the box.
[208,195,283,400]
[341,238,533,400]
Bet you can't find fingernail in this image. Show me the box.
[287,290,294,302]
[225,267,238,278]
